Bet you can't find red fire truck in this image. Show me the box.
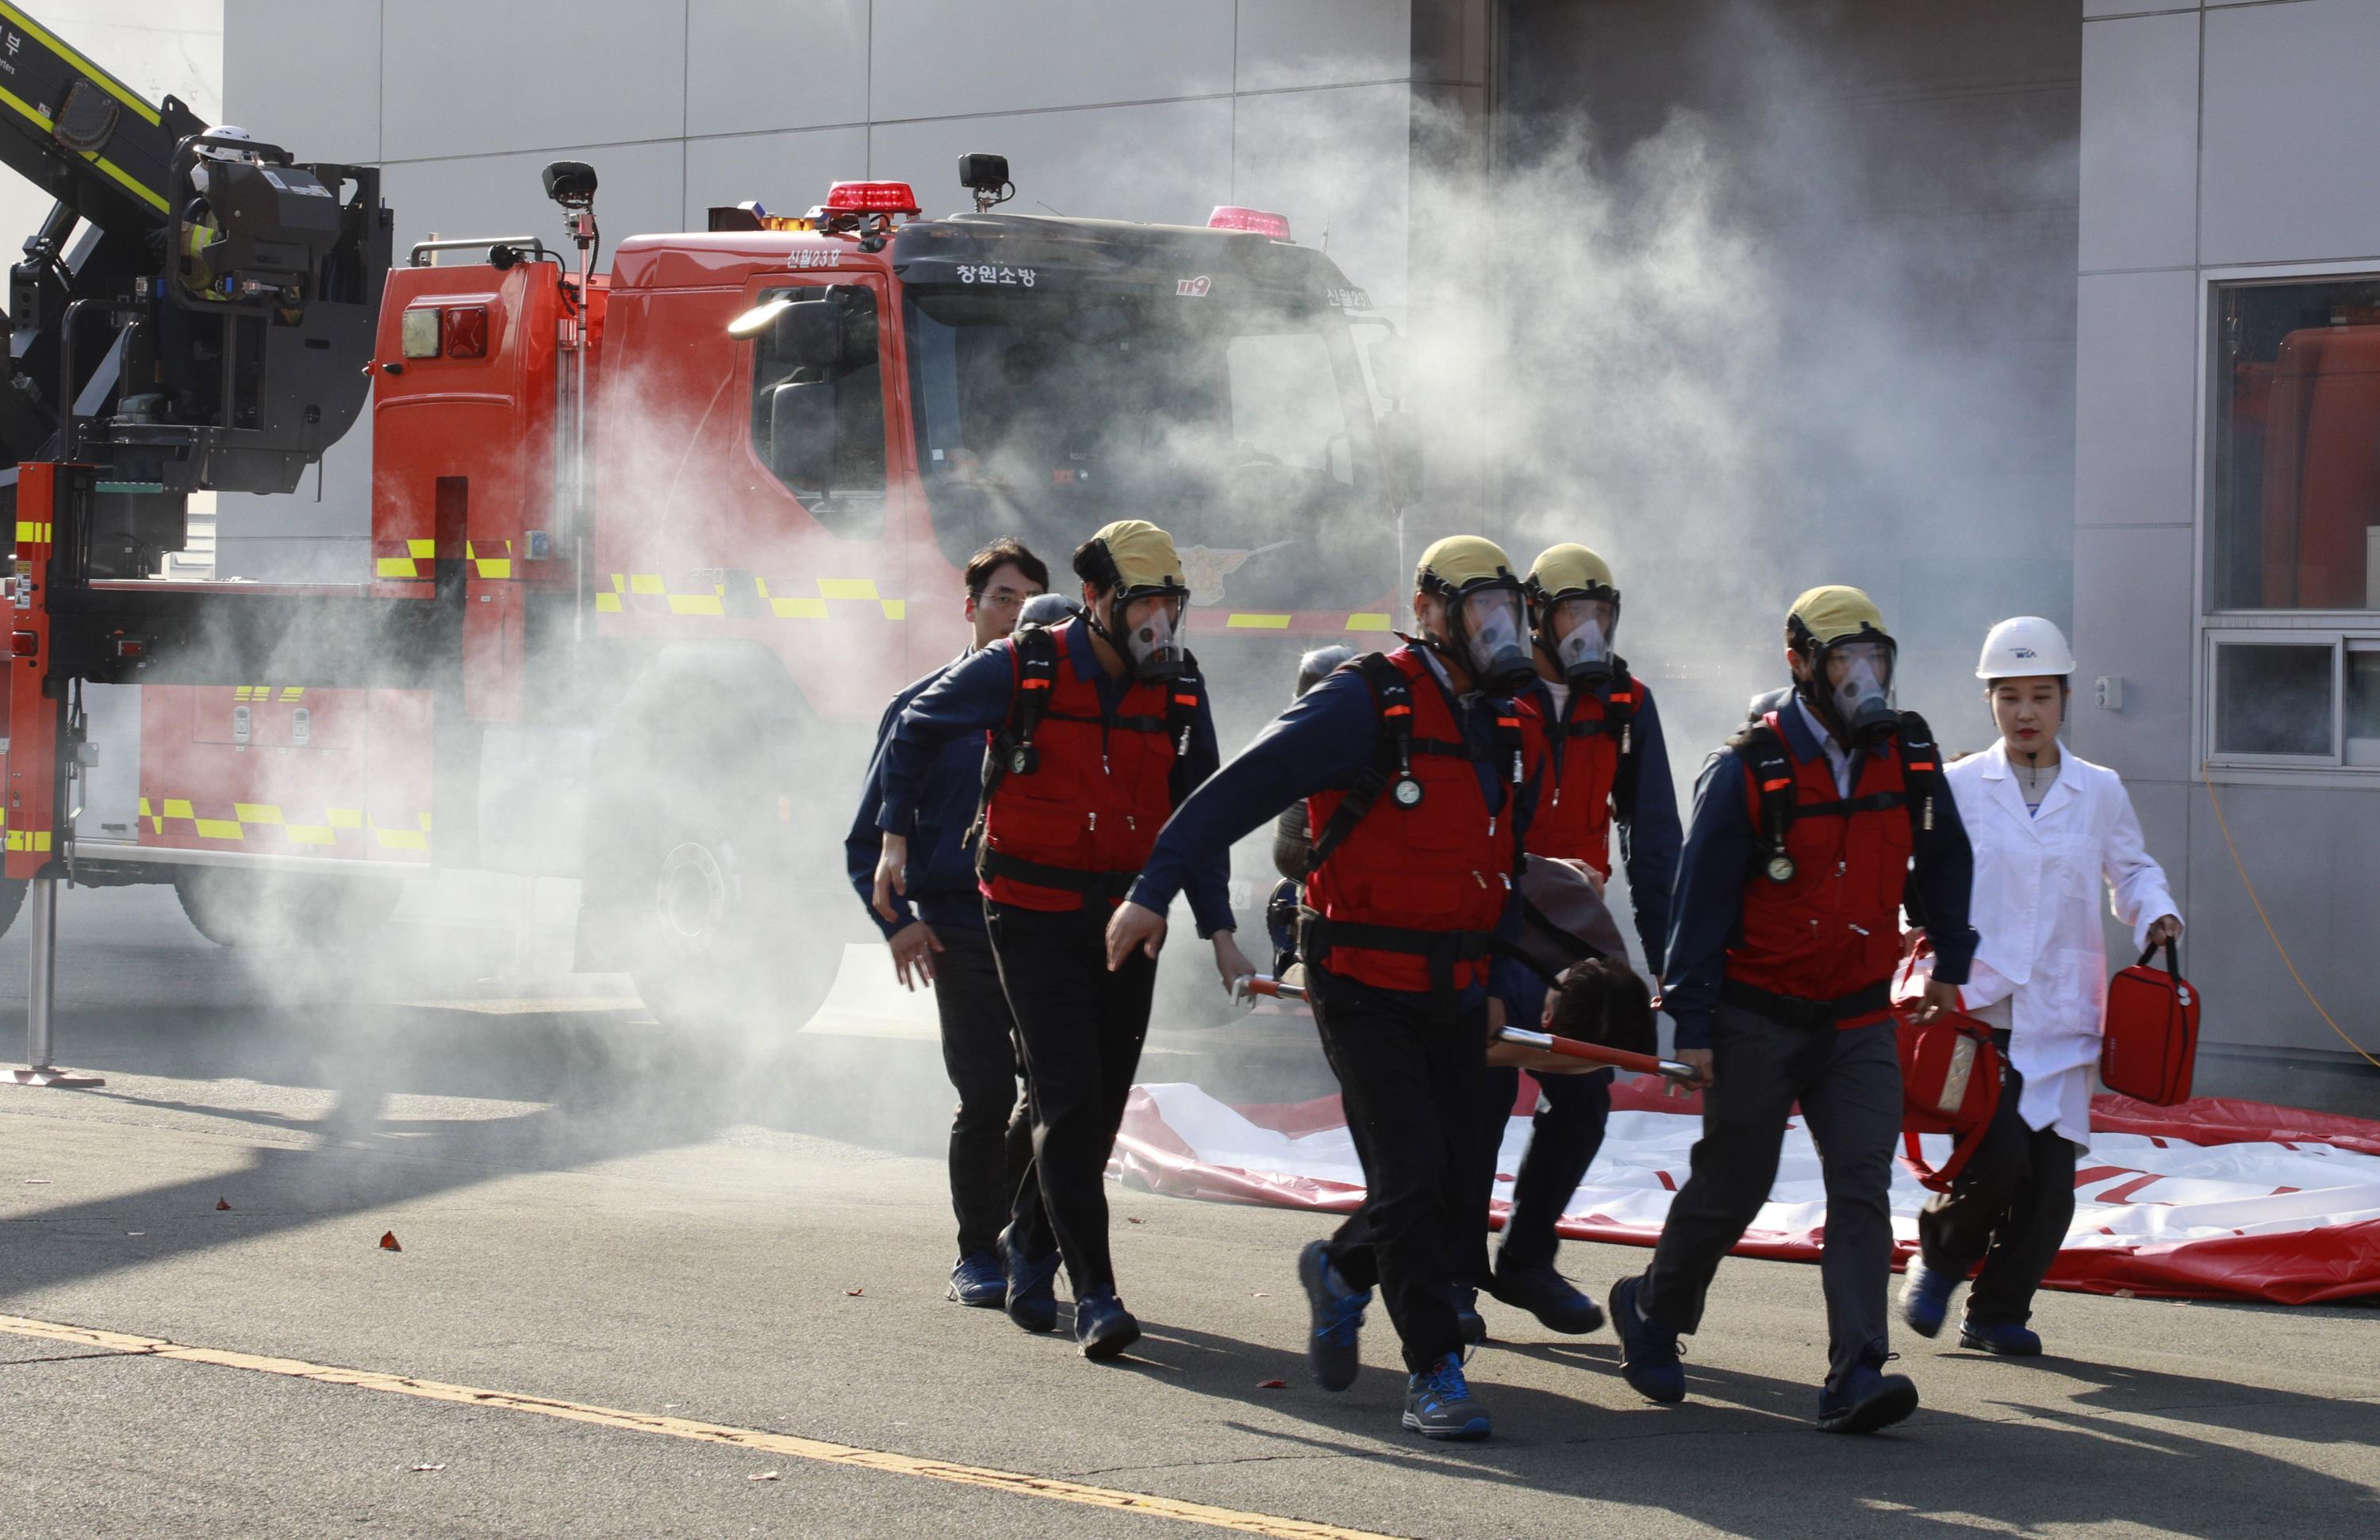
[0,17,1415,1044]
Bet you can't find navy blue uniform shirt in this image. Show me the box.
[1526,674,1684,975]
[846,654,988,939]
[1660,696,1977,1052]
[1132,648,1537,1009]
[878,616,1236,937]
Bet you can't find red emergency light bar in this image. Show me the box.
[1208,205,1292,241]
[824,180,921,216]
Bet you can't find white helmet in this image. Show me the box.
[1976,615,2075,680]
[198,124,258,159]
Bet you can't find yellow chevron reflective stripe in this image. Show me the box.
[16,520,52,543]
[1345,613,1393,632]
[140,800,419,850]
[605,575,903,620]
[466,540,512,578]
[3,831,52,852]
[0,80,166,214]
[376,557,418,578]
[1225,613,1292,630]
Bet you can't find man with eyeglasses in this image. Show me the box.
[845,537,1049,1309]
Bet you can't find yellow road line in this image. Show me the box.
[0,1315,1401,1540]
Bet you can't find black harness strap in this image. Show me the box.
[968,624,1062,846]
[1721,977,1893,1027]
[974,847,1140,902]
[1304,654,1421,874]
[1732,709,1944,883]
[1299,907,1493,1003]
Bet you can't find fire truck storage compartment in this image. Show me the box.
[126,685,437,864]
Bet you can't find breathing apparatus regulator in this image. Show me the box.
[1526,543,1623,690]
[1787,585,1900,751]
[1077,520,1192,686]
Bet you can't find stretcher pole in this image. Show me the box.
[1231,973,1697,1085]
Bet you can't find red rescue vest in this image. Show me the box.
[1725,711,1914,1016]
[976,620,1186,912]
[1301,648,1520,995]
[1524,676,1637,875]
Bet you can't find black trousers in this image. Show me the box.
[928,924,1036,1260]
[1916,1058,2079,1327]
[985,901,1158,1296]
[1311,964,1487,1375]
[1640,1001,1902,1387]
[1474,1066,1613,1279]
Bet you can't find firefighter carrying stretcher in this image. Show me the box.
[1608,585,1978,1434]
[1463,543,1682,1340]
[1111,536,1542,1442]
[875,520,1247,1362]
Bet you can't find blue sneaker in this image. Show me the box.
[1606,1275,1684,1404]
[947,1251,1005,1308]
[1959,1320,2043,1357]
[1297,1240,1369,1392]
[1817,1357,1919,1434]
[1073,1286,1142,1361]
[1403,1354,1491,1439]
[1898,1260,1956,1338]
[998,1224,1058,1334]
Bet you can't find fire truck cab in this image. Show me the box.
[32,153,1414,1027]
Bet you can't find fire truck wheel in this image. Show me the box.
[628,816,834,1031]
[173,867,405,949]
[0,878,24,940]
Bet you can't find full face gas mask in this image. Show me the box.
[1806,636,1899,747]
[1449,583,1535,696]
[1543,596,1619,688]
[1109,590,1188,684]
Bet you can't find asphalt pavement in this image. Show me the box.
[2,881,2377,1538]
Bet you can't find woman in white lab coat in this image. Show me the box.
[1898,616,2181,1357]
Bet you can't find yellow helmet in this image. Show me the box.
[1787,585,1888,650]
[1077,519,1188,601]
[1526,543,1618,605]
[1416,535,1518,596]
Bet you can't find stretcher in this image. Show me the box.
[1230,973,1700,1085]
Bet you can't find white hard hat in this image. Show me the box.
[198,125,257,159]
[1976,615,2075,680]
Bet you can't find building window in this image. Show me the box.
[2203,276,2380,776]
[2212,639,2334,760]
[2209,277,2380,613]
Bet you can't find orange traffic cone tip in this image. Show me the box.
[215,1198,231,1211]
[380,1231,401,1251]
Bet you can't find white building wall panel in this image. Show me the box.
[2200,0,2380,263]
[2078,10,2202,273]
[1235,1,1415,92]
[866,0,1235,122]
[378,0,689,163]
[2074,268,2198,528]
[685,0,870,136]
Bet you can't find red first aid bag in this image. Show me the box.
[2101,939,2199,1106]
[1890,939,2004,1192]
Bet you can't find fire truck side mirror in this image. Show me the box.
[1367,336,1410,404]
[1378,409,1423,509]
[768,378,840,490]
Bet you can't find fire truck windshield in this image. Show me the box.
[902,286,1395,613]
